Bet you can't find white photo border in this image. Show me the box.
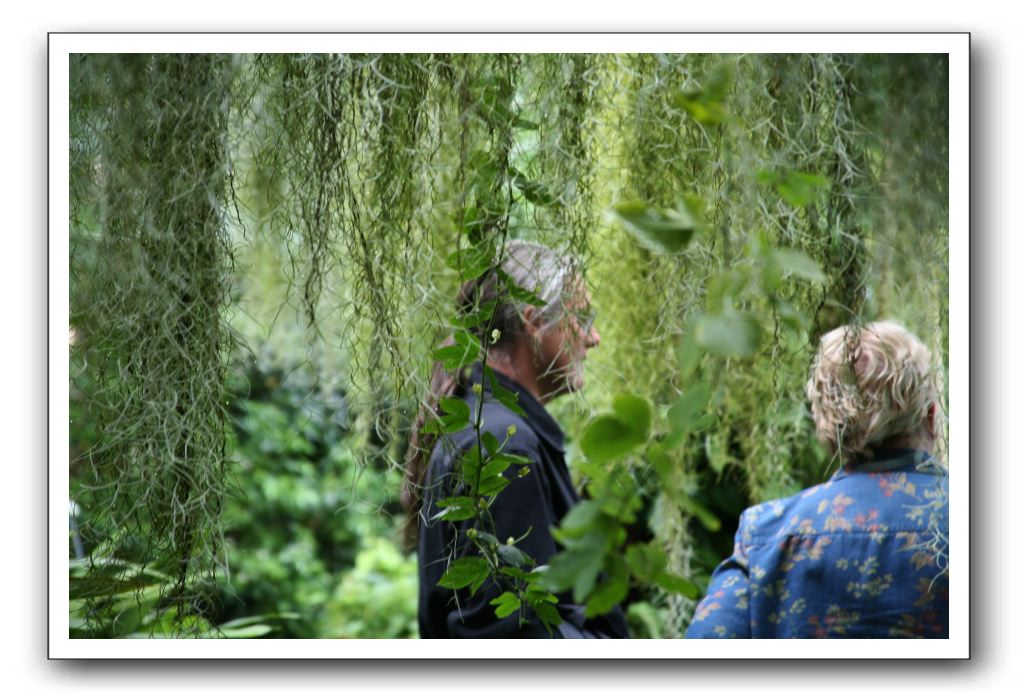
[49,32,970,659]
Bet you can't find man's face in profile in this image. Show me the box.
[534,279,599,398]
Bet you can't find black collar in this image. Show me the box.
[470,364,566,455]
[839,448,942,475]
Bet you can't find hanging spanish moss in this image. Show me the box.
[70,54,237,633]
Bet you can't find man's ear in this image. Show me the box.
[521,305,542,337]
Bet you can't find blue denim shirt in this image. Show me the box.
[686,451,949,638]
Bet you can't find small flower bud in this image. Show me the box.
[506,424,517,437]
[517,467,530,478]
[491,328,501,344]
[466,528,478,540]
[472,383,483,395]
[506,536,515,546]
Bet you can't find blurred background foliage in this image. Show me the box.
[68,53,948,638]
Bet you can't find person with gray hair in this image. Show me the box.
[686,320,948,638]
[404,239,629,638]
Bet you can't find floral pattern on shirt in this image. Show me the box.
[686,455,948,639]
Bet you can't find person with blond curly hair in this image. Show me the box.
[686,321,949,638]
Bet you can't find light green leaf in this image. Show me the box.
[667,383,712,435]
[579,415,641,464]
[475,474,510,497]
[677,325,702,379]
[481,454,515,478]
[579,393,654,464]
[432,345,468,371]
[495,267,548,307]
[775,299,809,332]
[596,470,643,524]
[486,367,526,415]
[695,312,762,358]
[768,248,826,283]
[446,245,494,281]
[625,543,667,582]
[672,491,722,532]
[219,624,273,639]
[608,200,698,255]
[557,500,602,536]
[481,431,501,456]
[438,556,489,592]
[497,544,530,567]
[531,601,564,629]
[434,496,477,522]
[490,591,522,618]
[705,433,733,475]
[585,575,629,618]
[439,397,471,422]
[757,169,830,207]
[706,267,750,314]
[611,393,653,442]
[510,169,555,206]
[702,61,734,101]
[543,546,604,601]
[655,572,700,599]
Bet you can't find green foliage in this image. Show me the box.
[323,537,418,639]
[579,393,653,464]
[216,358,417,638]
[544,391,716,618]
[69,557,292,639]
[608,199,702,255]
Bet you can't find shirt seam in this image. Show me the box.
[743,527,938,546]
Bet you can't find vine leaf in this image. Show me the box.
[490,591,522,618]
[433,496,477,522]
[495,267,548,307]
[432,330,483,371]
[673,61,733,126]
[767,248,826,283]
[663,382,714,448]
[446,245,495,281]
[579,393,653,464]
[654,572,699,599]
[497,544,530,567]
[757,169,830,208]
[509,167,555,206]
[438,556,489,595]
[625,543,667,583]
[671,490,722,532]
[694,312,762,358]
[705,267,750,314]
[585,573,629,617]
[608,199,700,255]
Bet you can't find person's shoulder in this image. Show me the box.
[737,477,841,544]
[478,401,541,456]
[433,399,541,462]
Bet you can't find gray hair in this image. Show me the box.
[501,239,577,321]
[457,239,579,351]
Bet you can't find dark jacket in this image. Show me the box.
[417,366,629,638]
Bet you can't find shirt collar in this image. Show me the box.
[469,364,566,454]
[833,448,944,478]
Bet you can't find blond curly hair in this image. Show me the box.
[806,321,938,462]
